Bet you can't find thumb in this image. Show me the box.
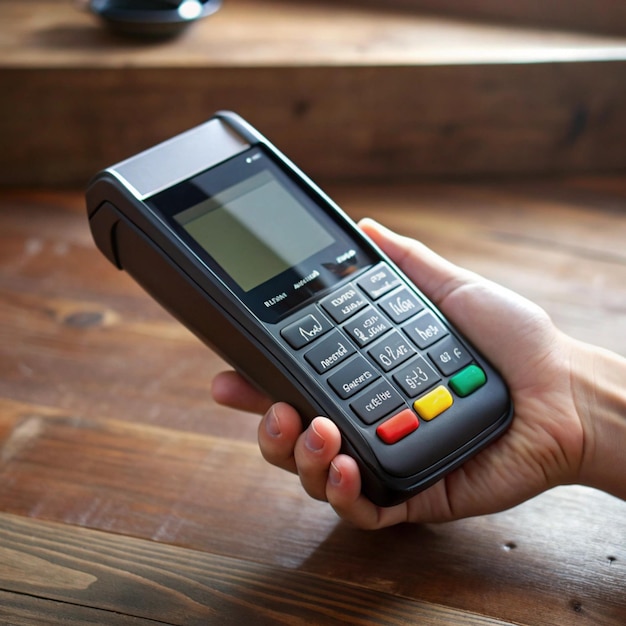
[358,217,472,310]
[357,218,554,386]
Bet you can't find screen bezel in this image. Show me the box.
[145,146,377,323]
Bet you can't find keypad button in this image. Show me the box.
[393,355,441,398]
[413,385,453,421]
[378,287,424,324]
[343,306,392,347]
[428,336,473,376]
[403,311,448,349]
[376,409,419,444]
[281,311,333,349]
[357,264,401,300]
[350,380,405,425]
[449,364,487,397]
[320,284,368,323]
[327,355,380,399]
[367,331,416,372]
[304,330,355,374]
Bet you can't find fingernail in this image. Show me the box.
[329,461,342,486]
[265,407,281,438]
[305,421,325,452]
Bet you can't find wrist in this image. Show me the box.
[571,338,626,498]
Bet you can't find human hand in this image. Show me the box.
[212,218,593,528]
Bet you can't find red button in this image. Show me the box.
[376,409,419,444]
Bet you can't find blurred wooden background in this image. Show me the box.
[2,0,626,186]
[1,1,625,624]
[336,0,626,35]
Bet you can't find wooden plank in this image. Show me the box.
[0,61,626,186]
[1,1,626,184]
[2,63,626,185]
[0,186,625,625]
[0,397,625,625]
[4,1,626,69]
[337,0,626,36]
[0,513,517,625]
[0,591,160,626]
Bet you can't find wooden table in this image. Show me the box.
[1,179,625,624]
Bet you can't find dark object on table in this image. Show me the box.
[88,0,222,38]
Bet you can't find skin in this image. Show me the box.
[211,219,626,529]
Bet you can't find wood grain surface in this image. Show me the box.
[0,181,625,624]
[329,0,626,36]
[2,1,626,185]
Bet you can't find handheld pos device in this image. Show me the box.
[86,112,513,506]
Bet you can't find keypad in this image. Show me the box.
[343,307,392,347]
[281,310,333,349]
[413,385,454,421]
[378,287,424,324]
[279,262,487,446]
[403,311,447,349]
[320,283,368,323]
[376,409,419,444]
[304,330,355,374]
[427,336,473,376]
[357,264,401,299]
[449,364,487,397]
[327,355,380,399]
[350,380,404,425]
[393,355,441,397]
[367,331,416,372]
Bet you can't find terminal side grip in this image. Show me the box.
[110,214,320,422]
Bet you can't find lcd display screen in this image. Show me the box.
[175,170,335,292]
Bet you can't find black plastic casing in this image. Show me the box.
[86,111,513,507]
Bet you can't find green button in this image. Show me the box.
[449,364,486,397]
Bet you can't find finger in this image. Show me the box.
[358,217,471,307]
[293,417,342,501]
[326,454,410,529]
[359,218,553,381]
[257,402,302,474]
[211,370,273,415]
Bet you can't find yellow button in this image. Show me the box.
[413,385,453,421]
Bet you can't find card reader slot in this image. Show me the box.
[89,202,123,269]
